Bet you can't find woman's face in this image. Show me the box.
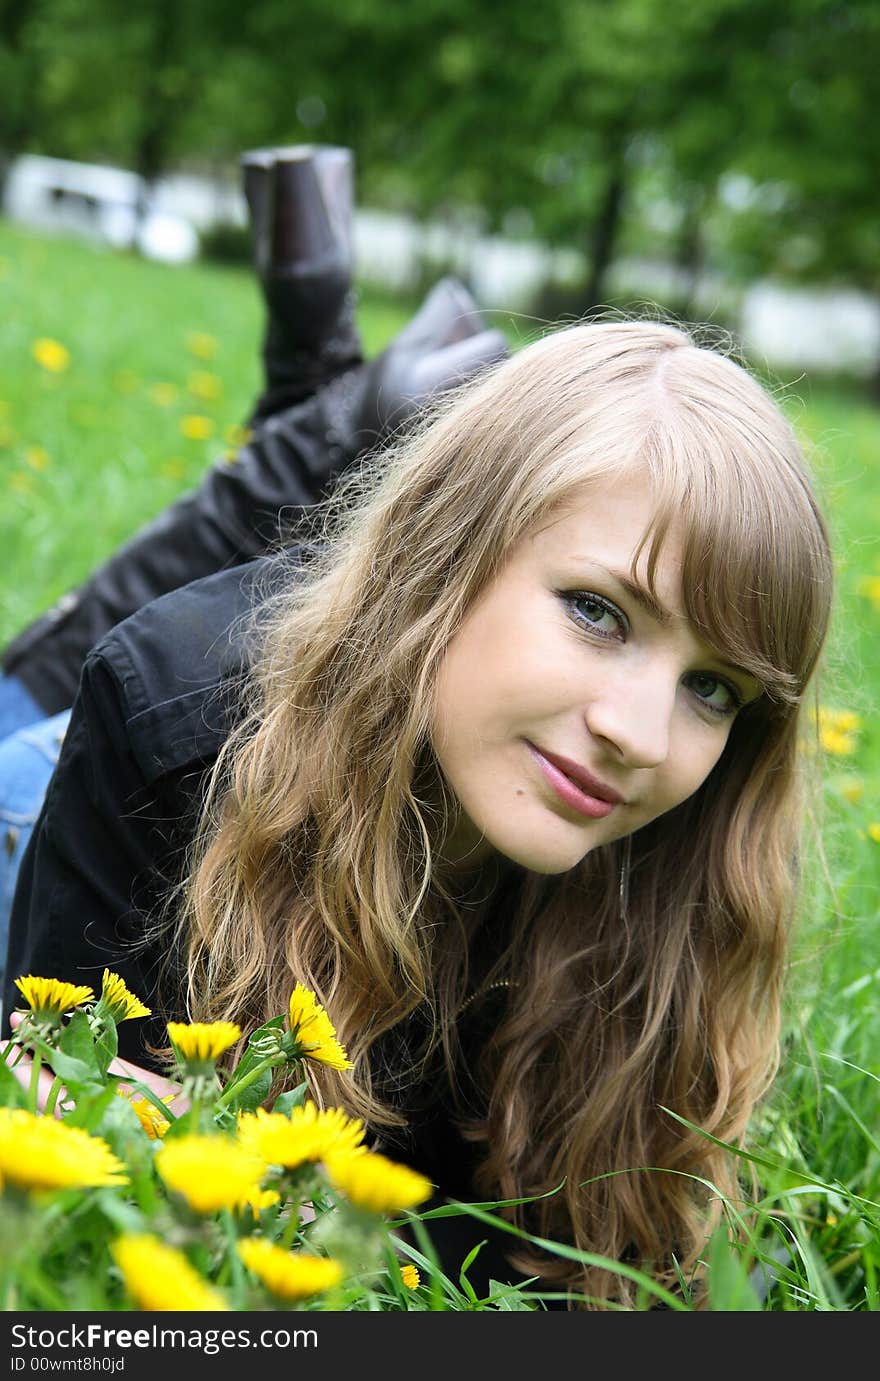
[429,470,762,874]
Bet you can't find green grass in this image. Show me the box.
[0,218,416,638]
[1,218,879,1309]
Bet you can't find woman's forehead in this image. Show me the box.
[526,472,681,580]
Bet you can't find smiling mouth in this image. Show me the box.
[525,743,619,821]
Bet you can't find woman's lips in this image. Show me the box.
[526,743,619,820]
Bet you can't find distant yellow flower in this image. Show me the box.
[117,1090,173,1140]
[186,331,218,360]
[288,984,353,1070]
[818,708,861,734]
[857,575,880,609]
[14,975,94,1023]
[9,472,32,494]
[237,1101,365,1169]
[156,1134,265,1213]
[160,458,186,480]
[868,823,880,843]
[401,1263,421,1289]
[149,382,179,407]
[187,371,222,402]
[819,727,857,756]
[224,423,252,448]
[98,969,151,1023]
[112,1235,229,1311]
[324,1149,433,1214]
[0,423,15,447]
[167,1020,241,1064]
[23,446,49,471]
[180,414,215,441]
[0,1109,128,1191]
[838,779,864,805]
[32,338,70,373]
[237,1239,344,1300]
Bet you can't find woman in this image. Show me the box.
[3,319,834,1307]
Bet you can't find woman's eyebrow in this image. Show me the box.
[578,562,676,628]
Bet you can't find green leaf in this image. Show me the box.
[222,1065,274,1114]
[486,1279,536,1311]
[57,1011,100,1077]
[271,1082,309,1116]
[0,1053,30,1108]
[93,1020,118,1076]
[707,1226,763,1311]
[45,1050,102,1087]
[223,1015,285,1087]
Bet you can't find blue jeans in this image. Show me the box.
[0,674,45,740]
[0,701,72,1009]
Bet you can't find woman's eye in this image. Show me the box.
[564,593,626,640]
[688,673,742,717]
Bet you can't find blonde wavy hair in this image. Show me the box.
[170,320,834,1307]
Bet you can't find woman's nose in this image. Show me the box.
[583,668,675,768]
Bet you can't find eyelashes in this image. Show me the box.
[559,591,745,718]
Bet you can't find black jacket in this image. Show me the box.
[2,551,544,1296]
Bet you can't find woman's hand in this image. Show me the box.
[3,1010,187,1117]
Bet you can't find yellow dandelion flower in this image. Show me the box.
[237,1238,344,1300]
[167,1020,241,1064]
[324,1148,433,1214]
[0,1109,128,1191]
[187,371,222,401]
[819,727,857,757]
[816,706,862,732]
[868,823,880,843]
[237,1184,281,1214]
[288,984,353,1070]
[118,1089,173,1140]
[829,710,861,734]
[224,423,252,448]
[237,1101,365,1169]
[98,969,151,1023]
[838,779,864,805]
[156,1134,265,1213]
[186,331,218,360]
[14,975,94,1022]
[23,446,49,471]
[149,382,179,407]
[400,1263,421,1289]
[180,414,215,441]
[32,338,70,373]
[112,1235,229,1311]
[857,575,880,608]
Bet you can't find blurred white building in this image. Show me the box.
[4,154,878,376]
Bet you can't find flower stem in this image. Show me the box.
[215,1054,284,1108]
[44,1076,64,1118]
[28,1051,42,1113]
